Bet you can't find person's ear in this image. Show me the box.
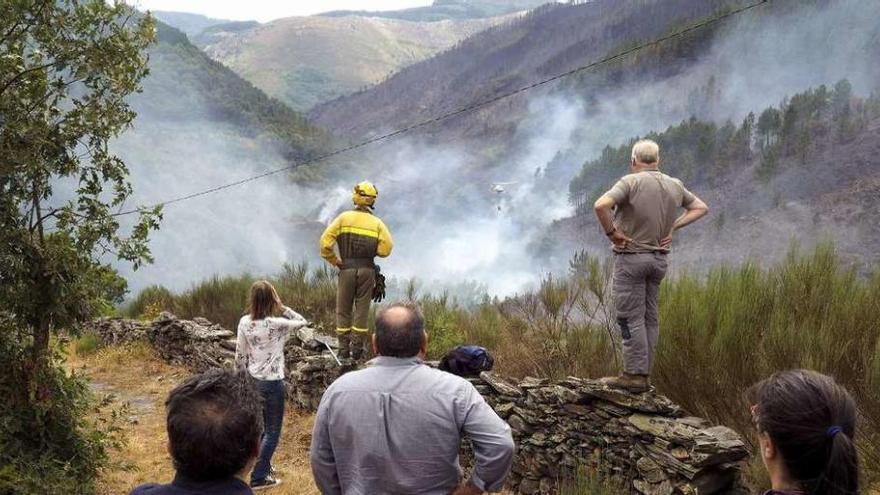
[372,333,379,355]
[631,158,636,169]
[419,331,428,357]
[252,435,261,460]
[758,431,776,461]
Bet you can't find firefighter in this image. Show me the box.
[320,181,393,360]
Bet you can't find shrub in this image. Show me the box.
[123,244,880,485]
[122,285,174,320]
[0,325,125,494]
[73,334,102,355]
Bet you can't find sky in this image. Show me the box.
[132,0,434,22]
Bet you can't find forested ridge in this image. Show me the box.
[569,81,880,211]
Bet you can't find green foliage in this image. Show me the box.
[123,263,338,332]
[73,334,102,355]
[655,243,880,482]
[0,3,158,490]
[0,0,161,367]
[0,324,125,494]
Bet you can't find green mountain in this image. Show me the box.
[320,0,550,21]
[151,11,234,37]
[133,21,328,162]
[193,13,518,112]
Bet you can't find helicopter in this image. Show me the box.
[491,182,518,211]
[491,181,518,195]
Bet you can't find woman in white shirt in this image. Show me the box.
[235,280,312,490]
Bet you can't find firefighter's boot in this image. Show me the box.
[351,332,368,361]
[337,333,351,360]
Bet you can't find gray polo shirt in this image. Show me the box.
[310,356,515,494]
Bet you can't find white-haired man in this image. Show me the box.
[593,139,709,393]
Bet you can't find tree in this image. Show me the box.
[756,107,781,149]
[0,1,160,379]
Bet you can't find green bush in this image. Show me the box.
[0,325,125,494]
[122,263,338,333]
[73,334,102,355]
[123,245,880,485]
[122,285,174,320]
[656,243,880,484]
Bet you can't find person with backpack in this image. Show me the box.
[749,369,859,495]
[320,180,394,360]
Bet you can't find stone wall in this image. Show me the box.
[85,314,750,494]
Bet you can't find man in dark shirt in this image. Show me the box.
[130,369,263,495]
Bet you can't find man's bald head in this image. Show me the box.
[374,302,426,358]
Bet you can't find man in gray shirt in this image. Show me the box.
[593,139,709,393]
[310,302,515,494]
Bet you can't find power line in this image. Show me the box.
[114,0,769,217]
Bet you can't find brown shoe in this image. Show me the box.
[600,373,649,394]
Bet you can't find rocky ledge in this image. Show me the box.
[84,314,750,494]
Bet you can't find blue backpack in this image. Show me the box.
[439,345,494,377]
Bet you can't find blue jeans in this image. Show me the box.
[251,379,286,483]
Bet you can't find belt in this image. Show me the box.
[614,250,668,255]
[341,258,375,269]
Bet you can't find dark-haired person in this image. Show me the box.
[130,369,262,495]
[310,302,515,495]
[235,280,313,490]
[749,369,859,495]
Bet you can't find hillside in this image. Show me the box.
[195,14,520,112]
[321,0,549,21]
[111,21,331,292]
[293,0,880,293]
[131,22,328,161]
[151,11,234,37]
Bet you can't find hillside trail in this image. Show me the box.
[66,342,321,495]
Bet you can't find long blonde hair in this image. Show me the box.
[247,280,282,320]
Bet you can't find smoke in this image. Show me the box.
[114,0,879,298]
[112,119,329,292]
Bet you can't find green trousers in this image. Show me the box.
[336,267,376,334]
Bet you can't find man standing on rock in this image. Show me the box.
[320,181,393,360]
[310,302,515,495]
[593,139,708,393]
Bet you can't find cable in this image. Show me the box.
[113,0,769,217]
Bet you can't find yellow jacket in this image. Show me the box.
[320,209,393,266]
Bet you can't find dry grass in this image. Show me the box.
[66,341,320,495]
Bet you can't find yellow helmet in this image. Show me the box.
[352,180,378,208]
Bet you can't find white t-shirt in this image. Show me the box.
[235,307,312,381]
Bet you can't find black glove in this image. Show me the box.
[372,265,386,303]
